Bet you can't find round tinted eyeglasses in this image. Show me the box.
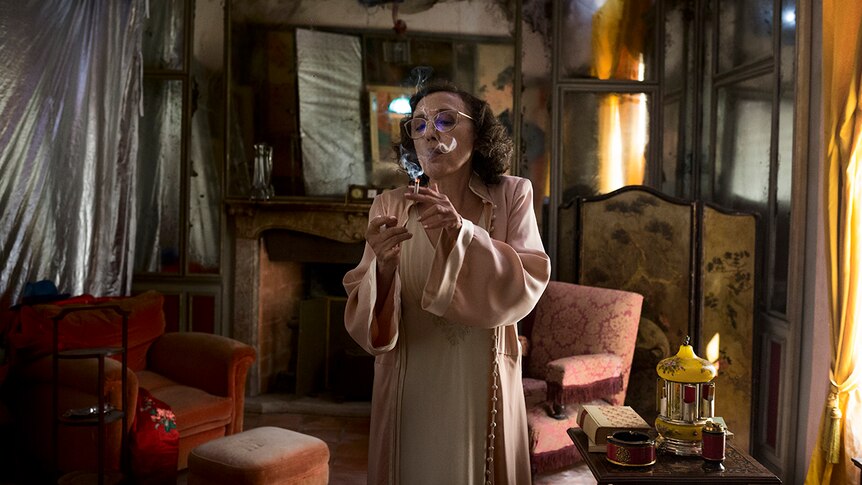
[404,109,474,139]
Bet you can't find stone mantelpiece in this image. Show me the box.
[227,198,370,242]
[226,197,369,396]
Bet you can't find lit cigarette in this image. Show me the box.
[413,178,420,194]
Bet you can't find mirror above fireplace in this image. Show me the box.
[226,0,517,199]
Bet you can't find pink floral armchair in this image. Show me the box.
[519,281,642,474]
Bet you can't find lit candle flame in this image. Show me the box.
[706,332,720,366]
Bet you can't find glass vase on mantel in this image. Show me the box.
[251,143,274,200]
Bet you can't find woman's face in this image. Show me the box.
[412,92,475,181]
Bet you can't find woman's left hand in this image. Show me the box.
[405,183,463,231]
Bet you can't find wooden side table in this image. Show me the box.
[568,428,781,483]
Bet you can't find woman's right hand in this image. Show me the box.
[367,215,412,276]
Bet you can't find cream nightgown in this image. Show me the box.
[397,207,492,485]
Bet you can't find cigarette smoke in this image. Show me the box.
[399,144,424,180]
[438,137,457,153]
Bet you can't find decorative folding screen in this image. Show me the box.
[576,185,757,451]
[699,204,757,451]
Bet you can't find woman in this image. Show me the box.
[343,82,550,484]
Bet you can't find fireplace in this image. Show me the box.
[226,198,370,396]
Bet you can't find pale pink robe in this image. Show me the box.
[343,174,551,484]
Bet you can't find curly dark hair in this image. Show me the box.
[394,81,512,185]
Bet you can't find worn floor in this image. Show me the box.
[3,396,596,484]
[232,394,598,485]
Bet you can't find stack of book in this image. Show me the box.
[575,405,651,452]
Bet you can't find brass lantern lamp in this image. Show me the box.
[655,336,718,456]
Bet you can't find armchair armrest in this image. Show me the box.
[147,332,256,398]
[518,335,530,357]
[17,355,138,419]
[545,353,624,405]
[20,354,126,388]
[147,332,256,435]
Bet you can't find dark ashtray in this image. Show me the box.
[606,430,657,467]
[63,403,115,419]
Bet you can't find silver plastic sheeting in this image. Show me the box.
[134,0,181,273]
[296,28,367,196]
[135,78,182,273]
[0,0,145,307]
[187,67,223,274]
[136,0,220,274]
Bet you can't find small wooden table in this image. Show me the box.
[568,428,781,484]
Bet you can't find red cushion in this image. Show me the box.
[10,291,165,371]
[130,387,179,484]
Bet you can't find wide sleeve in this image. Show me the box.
[342,195,402,355]
[421,178,551,328]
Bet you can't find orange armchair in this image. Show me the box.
[3,291,256,478]
[519,281,642,474]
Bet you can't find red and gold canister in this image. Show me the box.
[701,420,726,462]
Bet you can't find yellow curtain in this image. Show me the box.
[591,0,650,193]
[805,1,862,483]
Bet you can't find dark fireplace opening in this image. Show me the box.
[261,230,373,401]
[264,229,364,265]
[304,263,352,299]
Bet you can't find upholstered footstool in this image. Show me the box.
[188,426,330,485]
